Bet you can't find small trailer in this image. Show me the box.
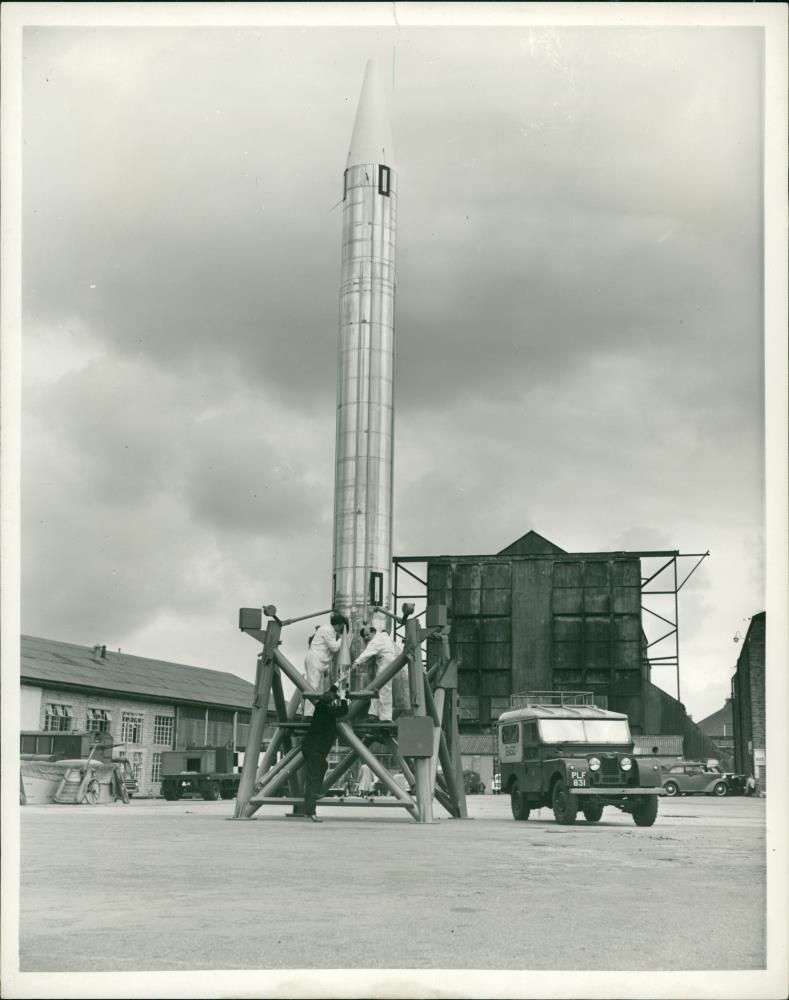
[160,747,240,801]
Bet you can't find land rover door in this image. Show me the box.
[499,720,522,772]
[522,721,542,795]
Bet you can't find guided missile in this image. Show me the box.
[331,60,397,654]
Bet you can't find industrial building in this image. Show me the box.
[697,699,735,770]
[394,530,720,761]
[731,612,766,789]
[20,635,263,797]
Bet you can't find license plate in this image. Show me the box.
[569,768,587,788]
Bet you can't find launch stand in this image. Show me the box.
[232,604,467,823]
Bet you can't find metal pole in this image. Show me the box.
[245,749,306,815]
[280,608,334,627]
[343,648,410,722]
[405,617,434,823]
[428,687,445,795]
[234,621,280,818]
[381,735,416,789]
[270,671,303,797]
[436,732,461,818]
[337,722,417,819]
[254,744,303,795]
[252,689,302,787]
[273,648,312,694]
[674,555,681,703]
[446,688,467,819]
[321,744,367,794]
[424,676,463,817]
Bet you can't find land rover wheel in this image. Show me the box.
[552,780,578,825]
[713,782,727,797]
[510,780,530,821]
[663,781,679,797]
[582,800,604,823]
[202,783,220,801]
[632,796,659,827]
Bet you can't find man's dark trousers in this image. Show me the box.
[303,749,328,816]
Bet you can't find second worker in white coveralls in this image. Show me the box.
[303,612,348,717]
[351,626,400,723]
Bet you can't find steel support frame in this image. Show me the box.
[234,606,468,823]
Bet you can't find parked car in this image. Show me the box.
[661,762,728,797]
[722,772,747,796]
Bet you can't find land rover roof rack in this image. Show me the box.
[509,691,602,709]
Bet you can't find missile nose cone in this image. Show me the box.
[346,59,394,168]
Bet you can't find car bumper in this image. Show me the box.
[570,788,665,796]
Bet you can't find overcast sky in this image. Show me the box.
[18,17,770,721]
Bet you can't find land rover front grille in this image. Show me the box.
[600,757,621,784]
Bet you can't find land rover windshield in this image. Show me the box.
[538,718,631,743]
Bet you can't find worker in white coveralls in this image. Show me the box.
[358,762,376,798]
[302,612,348,718]
[351,626,399,722]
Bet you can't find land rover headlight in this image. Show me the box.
[620,756,633,772]
[588,756,601,771]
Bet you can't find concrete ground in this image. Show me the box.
[18,793,765,972]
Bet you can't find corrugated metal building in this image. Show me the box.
[20,635,264,797]
[405,530,720,759]
[731,612,766,789]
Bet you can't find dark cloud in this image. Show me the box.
[19,24,768,720]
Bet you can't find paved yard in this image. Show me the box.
[17,793,765,974]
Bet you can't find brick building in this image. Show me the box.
[731,612,766,789]
[20,635,262,797]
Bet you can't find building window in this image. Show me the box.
[131,752,143,781]
[86,707,112,734]
[121,712,144,744]
[151,753,162,783]
[378,164,391,196]
[44,703,73,732]
[153,715,174,745]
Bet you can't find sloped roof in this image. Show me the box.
[497,530,567,557]
[21,635,256,712]
[696,700,733,736]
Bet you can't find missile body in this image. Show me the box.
[332,61,396,658]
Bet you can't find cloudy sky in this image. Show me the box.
[16,10,774,721]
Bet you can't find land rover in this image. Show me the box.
[497,694,664,826]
